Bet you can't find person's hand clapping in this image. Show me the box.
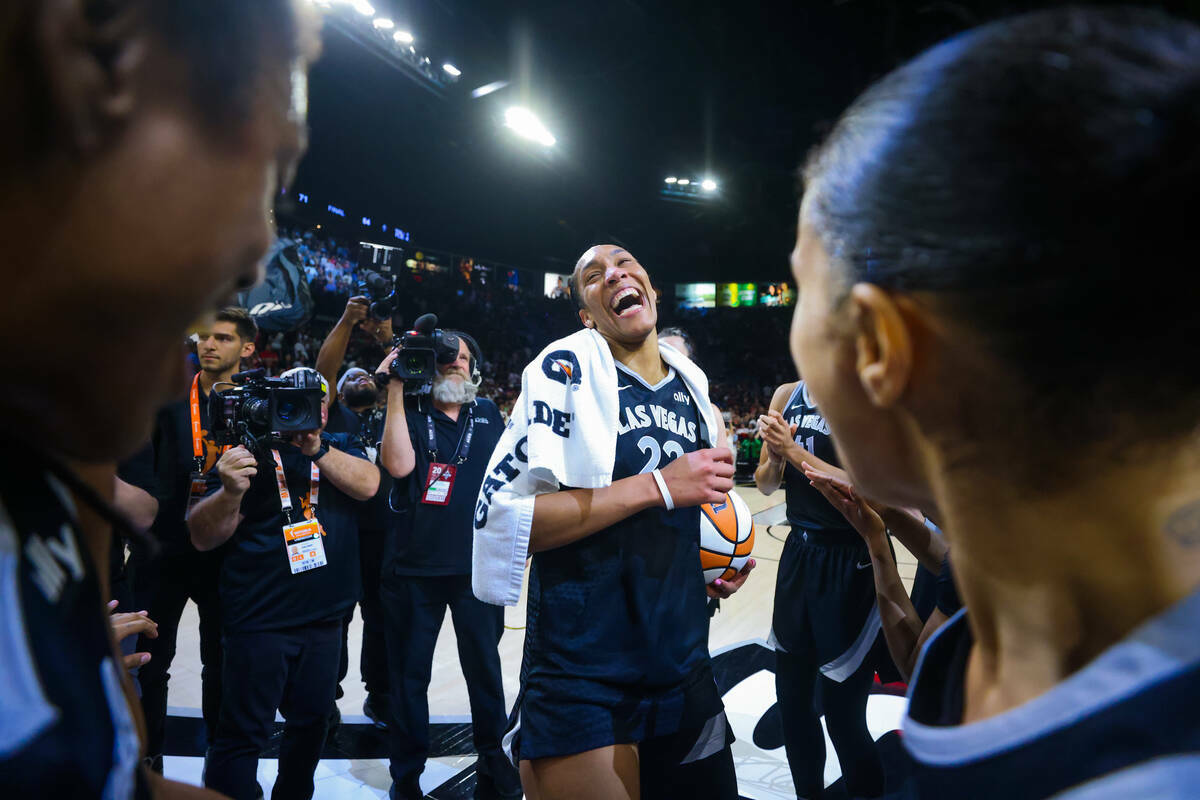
[802,462,886,545]
[757,410,796,460]
[216,446,257,495]
[657,448,735,508]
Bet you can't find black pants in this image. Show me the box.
[338,528,389,698]
[205,621,342,800]
[381,573,520,796]
[132,547,224,757]
[776,649,883,799]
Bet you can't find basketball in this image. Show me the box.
[699,491,755,583]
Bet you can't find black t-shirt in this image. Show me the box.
[326,397,391,533]
[204,433,367,633]
[934,555,962,618]
[0,464,148,799]
[387,396,504,576]
[149,387,225,556]
[112,442,157,587]
[781,381,855,533]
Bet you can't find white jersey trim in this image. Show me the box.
[1049,755,1200,800]
[903,588,1200,766]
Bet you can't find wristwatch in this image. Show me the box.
[314,433,332,461]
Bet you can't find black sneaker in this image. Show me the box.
[326,704,342,744]
[389,775,425,800]
[363,692,392,730]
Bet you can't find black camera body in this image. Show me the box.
[389,313,470,393]
[357,269,399,320]
[209,369,326,457]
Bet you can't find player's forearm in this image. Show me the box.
[380,383,416,479]
[781,442,838,476]
[315,446,380,501]
[114,477,158,531]
[188,489,243,551]
[315,319,354,390]
[880,507,947,573]
[865,534,925,681]
[754,455,785,495]
[530,473,662,554]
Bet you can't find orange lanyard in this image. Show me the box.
[271,449,320,524]
[190,374,229,471]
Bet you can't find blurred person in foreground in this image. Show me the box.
[0,1,318,797]
[789,7,1200,797]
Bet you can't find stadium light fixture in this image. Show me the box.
[678,178,690,186]
[372,17,394,29]
[352,1,374,16]
[471,80,509,99]
[701,179,717,191]
[442,63,462,77]
[504,106,556,147]
[664,176,678,184]
[393,30,414,44]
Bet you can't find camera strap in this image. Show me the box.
[270,449,321,525]
[424,403,475,466]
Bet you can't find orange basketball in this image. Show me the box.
[698,491,755,583]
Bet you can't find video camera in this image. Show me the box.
[389,313,473,394]
[356,269,399,320]
[209,369,326,458]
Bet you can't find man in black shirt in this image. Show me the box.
[133,307,257,771]
[378,335,520,800]
[190,367,380,800]
[316,297,394,727]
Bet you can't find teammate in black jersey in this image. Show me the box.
[0,2,317,798]
[789,8,1200,797]
[510,245,750,800]
[755,380,885,799]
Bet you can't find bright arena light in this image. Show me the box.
[678,178,690,186]
[701,179,717,191]
[504,107,556,147]
[372,17,394,29]
[393,30,414,44]
[352,0,374,16]
[442,63,462,77]
[471,80,509,99]
[665,176,678,184]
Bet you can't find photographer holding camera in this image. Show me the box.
[131,307,257,773]
[189,367,380,800]
[376,326,521,800]
[316,295,395,728]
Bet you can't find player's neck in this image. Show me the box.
[609,332,667,385]
[932,451,1200,724]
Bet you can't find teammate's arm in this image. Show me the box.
[315,295,369,393]
[710,402,731,455]
[188,447,253,551]
[879,508,948,573]
[114,477,158,531]
[804,464,932,680]
[530,448,734,553]
[377,349,416,479]
[754,383,795,495]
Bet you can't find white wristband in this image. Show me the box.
[651,468,675,511]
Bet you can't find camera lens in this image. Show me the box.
[276,399,298,421]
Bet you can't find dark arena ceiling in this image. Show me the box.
[290,0,1200,283]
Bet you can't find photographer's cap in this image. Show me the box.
[281,366,330,400]
[337,367,370,394]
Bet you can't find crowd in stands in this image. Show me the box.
[236,225,792,460]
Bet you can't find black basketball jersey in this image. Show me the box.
[781,381,853,532]
[896,589,1200,798]
[0,467,147,799]
[524,363,710,691]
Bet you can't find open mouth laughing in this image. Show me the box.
[610,286,645,318]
